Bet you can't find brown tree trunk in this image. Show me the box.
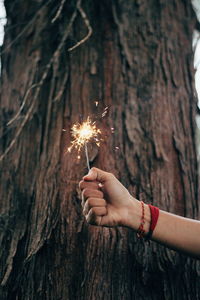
[0,0,199,299]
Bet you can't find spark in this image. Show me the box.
[101,106,109,118]
[68,117,101,153]
[102,111,108,118]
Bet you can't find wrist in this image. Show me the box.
[122,198,151,233]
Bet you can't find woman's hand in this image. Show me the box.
[79,167,140,228]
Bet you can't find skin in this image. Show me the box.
[79,167,200,259]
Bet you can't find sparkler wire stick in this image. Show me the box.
[85,143,90,171]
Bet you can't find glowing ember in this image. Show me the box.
[68,117,101,153]
[101,106,109,118]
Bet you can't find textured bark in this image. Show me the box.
[0,0,200,299]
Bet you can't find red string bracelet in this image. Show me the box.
[145,204,159,240]
[137,201,145,238]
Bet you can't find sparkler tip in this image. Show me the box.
[68,117,101,153]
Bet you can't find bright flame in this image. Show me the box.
[68,117,101,153]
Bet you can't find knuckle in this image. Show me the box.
[83,200,89,214]
[89,207,94,214]
[82,188,89,197]
[85,209,96,225]
[85,214,90,223]
[87,198,94,208]
[83,201,89,213]
[89,207,96,215]
[85,214,94,225]
[86,199,91,209]
[79,180,83,189]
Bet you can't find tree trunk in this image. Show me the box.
[0,0,200,299]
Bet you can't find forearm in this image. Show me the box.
[125,200,200,258]
[152,210,200,258]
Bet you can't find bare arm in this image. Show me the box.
[151,210,200,257]
[79,167,200,259]
[126,200,200,258]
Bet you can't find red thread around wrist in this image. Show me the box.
[146,204,159,240]
[137,201,145,238]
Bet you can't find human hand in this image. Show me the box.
[79,167,140,228]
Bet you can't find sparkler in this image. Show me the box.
[67,117,101,170]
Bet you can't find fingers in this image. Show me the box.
[81,188,103,207]
[82,188,103,202]
[83,198,106,215]
[83,167,114,183]
[82,197,107,226]
[79,180,99,191]
[85,206,107,226]
[79,169,110,226]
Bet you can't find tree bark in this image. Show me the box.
[0,0,200,299]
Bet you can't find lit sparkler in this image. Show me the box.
[68,117,101,170]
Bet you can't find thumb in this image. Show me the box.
[83,167,112,183]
